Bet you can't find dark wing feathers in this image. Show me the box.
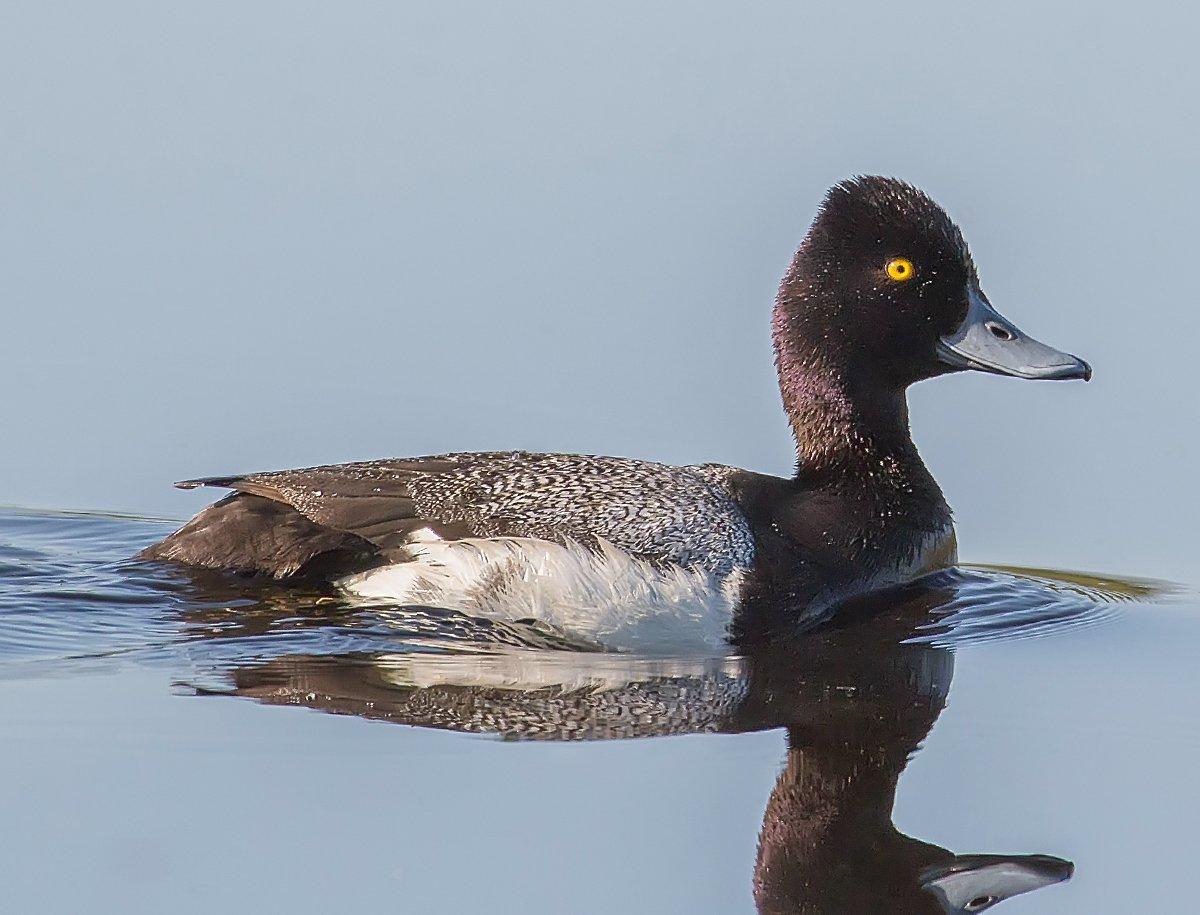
[138,493,375,577]
[144,452,758,579]
[175,474,246,490]
[176,458,481,552]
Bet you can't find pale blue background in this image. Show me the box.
[2,7,1198,913]
[3,1,1196,581]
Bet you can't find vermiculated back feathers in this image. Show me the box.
[144,452,757,579]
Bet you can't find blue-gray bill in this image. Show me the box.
[920,854,1074,913]
[936,286,1092,381]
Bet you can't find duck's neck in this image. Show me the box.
[772,308,918,476]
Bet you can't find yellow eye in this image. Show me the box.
[885,257,915,281]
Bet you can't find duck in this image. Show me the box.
[140,176,1090,644]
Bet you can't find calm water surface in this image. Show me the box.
[1,508,1195,914]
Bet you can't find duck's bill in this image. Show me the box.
[936,286,1091,381]
[920,853,1074,912]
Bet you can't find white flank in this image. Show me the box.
[336,537,744,651]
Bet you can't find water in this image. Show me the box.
[0,508,1194,913]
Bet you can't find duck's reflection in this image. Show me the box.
[181,577,1074,913]
[740,591,1073,914]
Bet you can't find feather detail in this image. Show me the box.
[337,536,746,651]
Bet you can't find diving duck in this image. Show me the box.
[141,176,1090,643]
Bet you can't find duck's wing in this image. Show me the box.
[142,452,757,578]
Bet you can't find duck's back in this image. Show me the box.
[146,451,757,573]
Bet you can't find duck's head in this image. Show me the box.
[776,176,1091,389]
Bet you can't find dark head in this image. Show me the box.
[774,176,1091,397]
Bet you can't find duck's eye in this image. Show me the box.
[885,257,915,281]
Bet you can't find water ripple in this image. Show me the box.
[0,508,1176,679]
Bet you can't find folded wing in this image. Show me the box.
[141,452,757,579]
